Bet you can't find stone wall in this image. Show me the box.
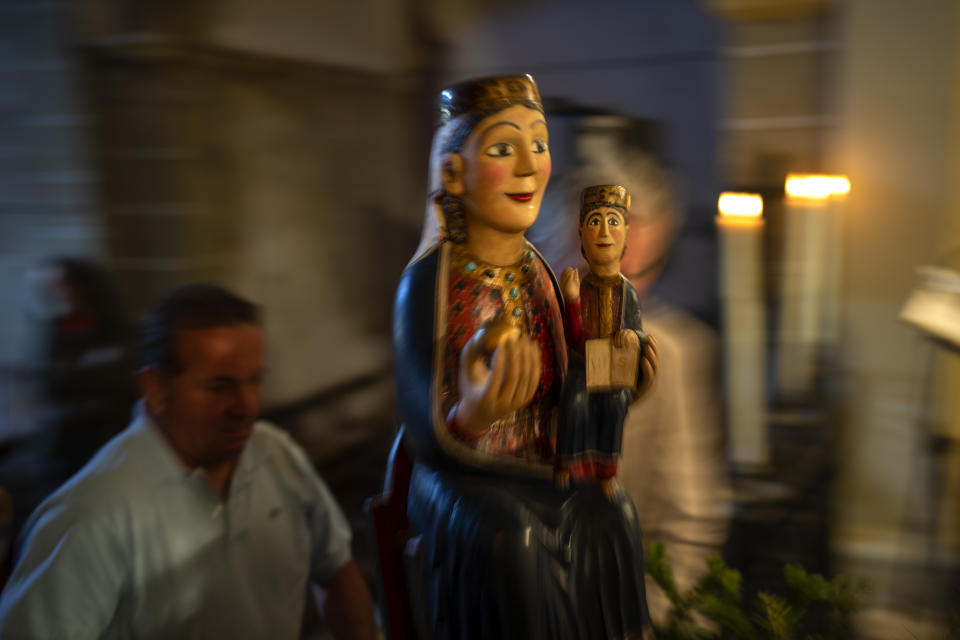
[83,42,426,403]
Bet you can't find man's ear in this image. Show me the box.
[137,366,168,417]
[441,153,465,196]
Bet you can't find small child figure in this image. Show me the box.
[555,185,658,498]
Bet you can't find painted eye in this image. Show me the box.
[531,138,548,154]
[485,142,514,157]
[608,216,620,226]
[588,218,601,226]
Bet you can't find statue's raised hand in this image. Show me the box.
[560,267,580,302]
[455,326,542,435]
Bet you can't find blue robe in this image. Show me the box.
[392,240,650,639]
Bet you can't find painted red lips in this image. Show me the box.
[507,193,534,202]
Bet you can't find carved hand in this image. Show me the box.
[560,267,580,302]
[455,333,542,435]
[613,329,640,350]
[633,334,660,400]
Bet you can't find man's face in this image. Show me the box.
[579,206,627,272]
[619,209,673,296]
[147,324,265,468]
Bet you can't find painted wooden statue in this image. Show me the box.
[393,74,656,639]
[556,185,658,498]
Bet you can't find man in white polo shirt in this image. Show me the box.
[0,283,376,639]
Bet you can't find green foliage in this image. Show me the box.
[644,542,867,640]
[755,592,794,640]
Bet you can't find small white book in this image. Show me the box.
[585,337,640,391]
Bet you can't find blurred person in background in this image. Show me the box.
[533,148,731,621]
[26,257,135,491]
[0,283,375,640]
[0,258,136,552]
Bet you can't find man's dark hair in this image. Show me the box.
[140,283,261,376]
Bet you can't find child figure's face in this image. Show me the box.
[580,206,627,273]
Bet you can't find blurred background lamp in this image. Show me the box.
[718,192,763,218]
[716,190,768,468]
[785,174,851,199]
[777,173,850,396]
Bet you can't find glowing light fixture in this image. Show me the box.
[715,189,768,468]
[785,174,851,199]
[718,192,763,218]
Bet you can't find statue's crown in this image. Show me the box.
[581,185,632,213]
[437,74,543,127]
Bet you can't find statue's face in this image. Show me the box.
[579,206,627,271]
[447,104,551,238]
